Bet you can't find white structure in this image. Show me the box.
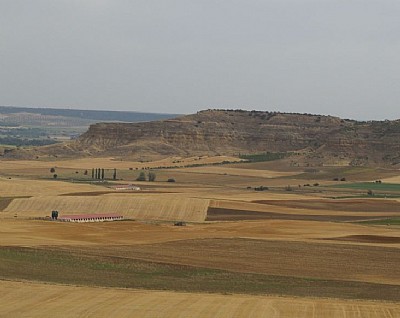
[58,213,123,223]
[113,184,141,191]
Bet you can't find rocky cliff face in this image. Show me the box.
[3,109,400,166]
[75,110,400,166]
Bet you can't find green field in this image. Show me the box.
[331,182,400,192]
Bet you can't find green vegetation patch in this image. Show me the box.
[0,247,399,301]
[331,182,400,192]
[239,152,288,162]
[356,218,400,226]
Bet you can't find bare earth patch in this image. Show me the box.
[327,235,400,244]
[206,207,387,222]
[253,199,400,212]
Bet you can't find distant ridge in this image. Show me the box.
[0,106,179,123]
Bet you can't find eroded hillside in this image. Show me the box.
[3,109,400,165]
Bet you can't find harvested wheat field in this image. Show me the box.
[2,195,209,222]
[1,280,398,318]
[169,166,299,178]
[0,178,101,197]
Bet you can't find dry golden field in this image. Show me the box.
[1,156,400,317]
[2,194,209,222]
[1,280,399,318]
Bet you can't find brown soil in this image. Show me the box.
[0,198,14,211]
[253,199,400,212]
[328,235,400,244]
[206,207,386,222]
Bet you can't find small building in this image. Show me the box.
[112,184,141,191]
[58,213,124,223]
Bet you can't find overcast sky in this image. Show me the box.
[0,0,399,120]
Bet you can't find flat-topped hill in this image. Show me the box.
[3,109,400,166]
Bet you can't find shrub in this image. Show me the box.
[285,185,293,191]
[50,167,55,173]
[255,186,268,191]
[136,171,146,181]
[53,174,58,179]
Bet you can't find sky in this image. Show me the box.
[0,0,399,120]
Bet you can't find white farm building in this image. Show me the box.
[58,213,123,223]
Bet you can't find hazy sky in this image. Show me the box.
[0,0,399,120]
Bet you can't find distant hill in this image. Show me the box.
[0,106,178,125]
[0,106,178,147]
[3,109,400,166]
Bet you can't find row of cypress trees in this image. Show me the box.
[91,168,117,180]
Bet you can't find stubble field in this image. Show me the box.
[0,156,400,317]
